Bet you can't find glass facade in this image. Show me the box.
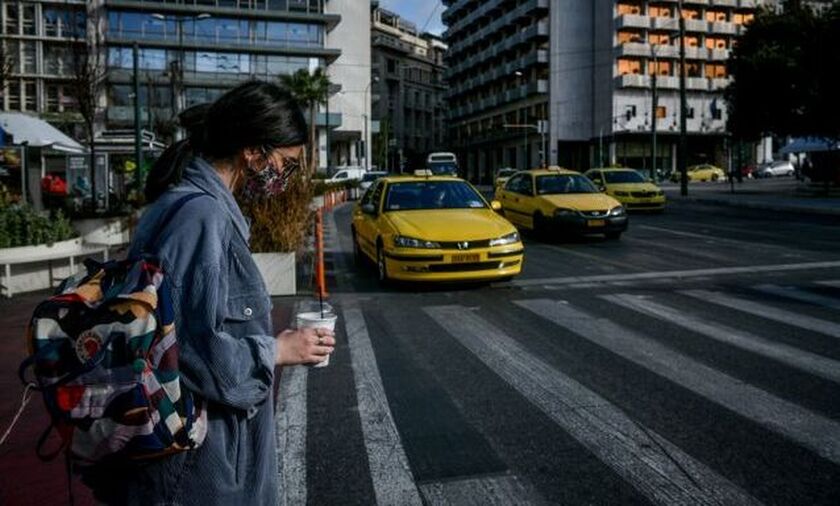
[107,12,323,48]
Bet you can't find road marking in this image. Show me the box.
[623,235,737,265]
[510,260,840,288]
[603,294,840,384]
[419,474,548,506]
[344,306,423,506]
[276,362,308,506]
[753,284,840,310]
[682,290,840,339]
[816,280,840,289]
[517,299,840,465]
[425,305,761,506]
[636,225,806,257]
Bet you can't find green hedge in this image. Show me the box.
[0,186,77,248]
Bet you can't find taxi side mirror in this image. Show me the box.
[361,203,377,215]
[491,200,502,211]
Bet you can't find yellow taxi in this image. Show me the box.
[584,168,666,211]
[352,173,524,284]
[494,168,518,190]
[670,164,726,182]
[495,167,628,239]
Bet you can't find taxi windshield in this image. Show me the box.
[384,181,486,211]
[536,174,599,195]
[604,171,646,184]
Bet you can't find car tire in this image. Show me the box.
[376,242,390,286]
[605,231,622,240]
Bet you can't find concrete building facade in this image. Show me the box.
[443,0,776,181]
[442,0,550,184]
[1,0,370,171]
[371,5,447,172]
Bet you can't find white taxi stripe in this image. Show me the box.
[753,284,840,311]
[276,362,308,506]
[425,305,761,506]
[602,294,840,384]
[344,306,423,506]
[516,299,840,465]
[682,290,840,339]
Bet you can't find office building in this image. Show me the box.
[1,0,370,171]
[371,4,447,171]
[443,0,775,181]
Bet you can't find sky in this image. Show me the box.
[378,0,446,35]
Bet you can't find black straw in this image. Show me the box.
[319,291,324,319]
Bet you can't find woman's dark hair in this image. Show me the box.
[145,80,308,202]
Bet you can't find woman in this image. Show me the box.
[85,81,335,504]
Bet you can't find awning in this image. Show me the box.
[780,137,840,154]
[0,112,86,154]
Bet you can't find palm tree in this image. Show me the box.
[280,68,331,172]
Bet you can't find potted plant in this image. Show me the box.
[239,172,314,296]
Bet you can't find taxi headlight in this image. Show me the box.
[554,208,577,218]
[489,232,520,247]
[394,235,441,249]
[609,206,627,216]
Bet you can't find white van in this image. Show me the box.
[327,166,365,183]
[426,152,458,176]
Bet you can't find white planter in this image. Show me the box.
[0,237,84,263]
[252,252,297,297]
[73,216,132,246]
[0,238,89,297]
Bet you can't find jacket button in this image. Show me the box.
[244,307,253,317]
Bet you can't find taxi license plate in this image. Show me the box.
[587,219,606,227]
[451,253,480,263]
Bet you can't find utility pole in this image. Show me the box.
[678,0,688,196]
[651,49,658,182]
[132,43,142,193]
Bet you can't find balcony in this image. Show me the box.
[657,76,680,89]
[617,14,650,30]
[739,0,757,7]
[710,21,737,35]
[652,16,679,31]
[652,44,680,58]
[316,112,343,128]
[710,77,732,90]
[709,48,730,60]
[711,0,737,6]
[684,46,709,60]
[372,35,410,53]
[684,0,710,4]
[686,77,708,90]
[616,74,651,88]
[618,42,652,58]
[684,19,709,33]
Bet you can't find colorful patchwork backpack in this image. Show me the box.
[19,193,208,463]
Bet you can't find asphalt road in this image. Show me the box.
[279,200,840,506]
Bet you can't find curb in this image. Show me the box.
[671,194,840,217]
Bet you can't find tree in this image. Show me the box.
[726,2,840,141]
[68,22,107,211]
[279,68,331,172]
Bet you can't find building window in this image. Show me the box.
[705,64,727,79]
[681,8,701,20]
[681,62,701,77]
[46,85,60,112]
[686,107,695,119]
[618,30,643,44]
[706,37,728,50]
[617,2,643,15]
[618,58,642,75]
[4,3,19,34]
[22,42,36,74]
[21,4,35,35]
[706,10,728,23]
[656,106,667,119]
[7,81,20,110]
[648,60,671,76]
[23,81,36,111]
[733,13,755,25]
[649,6,671,18]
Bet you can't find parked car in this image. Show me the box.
[496,167,628,240]
[670,164,726,183]
[359,171,389,192]
[327,166,365,183]
[494,168,518,189]
[585,168,666,212]
[755,160,795,178]
[352,174,523,284]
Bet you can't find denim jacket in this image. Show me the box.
[89,158,279,505]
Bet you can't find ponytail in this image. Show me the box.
[144,103,211,203]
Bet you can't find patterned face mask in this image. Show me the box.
[242,149,302,199]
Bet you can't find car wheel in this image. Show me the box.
[376,242,390,285]
[605,231,622,240]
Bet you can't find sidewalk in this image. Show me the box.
[659,178,840,216]
[0,290,299,505]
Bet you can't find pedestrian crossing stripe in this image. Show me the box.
[682,289,840,338]
[753,284,840,311]
[515,299,840,465]
[425,305,760,506]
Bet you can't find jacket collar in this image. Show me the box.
[182,157,250,243]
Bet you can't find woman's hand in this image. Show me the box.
[275,327,336,366]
